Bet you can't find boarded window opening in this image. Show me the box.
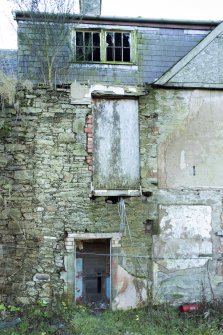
[93,97,140,192]
[75,239,110,307]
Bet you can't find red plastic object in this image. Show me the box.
[179,303,201,312]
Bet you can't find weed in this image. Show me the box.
[1,302,223,335]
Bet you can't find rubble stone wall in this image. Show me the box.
[0,87,152,305]
[1,85,223,306]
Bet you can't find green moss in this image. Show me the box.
[0,122,12,137]
[171,293,185,299]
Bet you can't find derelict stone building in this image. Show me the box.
[1,0,223,308]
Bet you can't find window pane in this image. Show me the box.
[76,47,84,61]
[106,33,113,46]
[76,32,83,46]
[123,48,130,62]
[123,33,130,47]
[85,32,92,46]
[93,33,100,46]
[93,47,100,61]
[115,33,122,46]
[106,47,113,61]
[85,46,92,61]
[115,48,122,61]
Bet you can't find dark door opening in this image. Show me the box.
[75,239,110,307]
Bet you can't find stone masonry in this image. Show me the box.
[0,86,152,306]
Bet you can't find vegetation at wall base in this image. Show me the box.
[1,300,223,335]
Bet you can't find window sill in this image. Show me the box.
[70,62,138,70]
[90,189,142,197]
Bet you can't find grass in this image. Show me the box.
[1,301,223,335]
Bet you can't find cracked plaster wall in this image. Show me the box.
[140,87,223,304]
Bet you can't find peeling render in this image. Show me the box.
[153,205,212,301]
[140,87,223,304]
[153,205,214,301]
[5,10,223,308]
[112,265,147,310]
[158,91,223,188]
[1,84,223,307]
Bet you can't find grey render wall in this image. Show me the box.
[16,18,209,85]
[140,88,223,303]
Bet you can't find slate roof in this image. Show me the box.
[55,22,211,85]
[155,21,223,87]
[14,14,221,85]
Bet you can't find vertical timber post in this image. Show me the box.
[64,237,75,304]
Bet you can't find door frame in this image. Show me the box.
[64,232,122,308]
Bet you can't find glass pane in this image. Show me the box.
[85,46,92,61]
[115,33,122,46]
[76,47,84,61]
[85,32,92,46]
[123,48,130,62]
[76,32,83,46]
[93,33,100,46]
[115,48,122,61]
[123,33,130,47]
[93,47,100,61]
[106,33,113,46]
[106,47,113,61]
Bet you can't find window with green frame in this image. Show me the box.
[75,30,135,63]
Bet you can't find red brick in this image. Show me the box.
[84,127,93,133]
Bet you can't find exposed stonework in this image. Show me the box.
[0,86,152,307]
[1,84,223,307]
[5,5,223,309]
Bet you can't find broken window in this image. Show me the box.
[76,31,100,62]
[75,30,133,63]
[106,32,130,62]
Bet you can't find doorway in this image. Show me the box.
[75,239,110,307]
